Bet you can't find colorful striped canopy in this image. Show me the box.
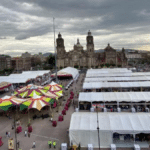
[55,90,63,97]
[44,81,62,92]
[0,95,27,111]
[20,96,51,111]
[15,84,48,98]
[44,81,63,98]
[43,91,58,99]
[17,84,43,93]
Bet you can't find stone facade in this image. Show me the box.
[0,54,11,70]
[12,52,31,71]
[11,57,23,71]
[56,31,127,68]
[22,52,31,70]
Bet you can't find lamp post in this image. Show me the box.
[96,105,100,150]
[53,17,59,84]
[14,106,18,150]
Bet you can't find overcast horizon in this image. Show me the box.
[0,0,150,57]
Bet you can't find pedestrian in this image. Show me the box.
[24,130,27,137]
[8,132,10,138]
[28,132,30,138]
[17,140,20,148]
[53,141,56,149]
[6,131,8,138]
[32,141,36,148]
[12,125,14,130]
[48,140,52,148]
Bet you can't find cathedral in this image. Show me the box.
[56,31,127,69]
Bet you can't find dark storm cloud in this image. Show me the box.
[0,0,150,56]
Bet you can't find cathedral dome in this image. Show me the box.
[75,39,83,47]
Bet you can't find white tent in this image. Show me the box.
[69,112,150,148]
[52,67,79,80]
[79,92,150,103]
[22,70,50,76]
[87,68,132,74]
[84,76,150,82]
[86,72,150,78]
[83,81,150,89]
[0,70,50,84]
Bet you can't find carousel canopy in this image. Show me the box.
[84,76,150,82]
[79,92,150,102]
[83,81,150,89]
[69,112,150,147]
[51,67,79,80]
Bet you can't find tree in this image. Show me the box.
[46,54,55,68]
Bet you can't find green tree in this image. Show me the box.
[47,54,55,68]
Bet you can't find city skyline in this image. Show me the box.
[0,0,150,56]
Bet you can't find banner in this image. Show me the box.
[92,103,104,109]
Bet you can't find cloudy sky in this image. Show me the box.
[0,0,150,56]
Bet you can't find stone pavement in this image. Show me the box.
[0,73,85,150]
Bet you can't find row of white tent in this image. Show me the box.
[69,112,150,148]
[79,92,150,102]
[84,76,150,82]
[0,70,50,84]
[87,68,132,74]
[83,81,150,89]
[86,72,150,77]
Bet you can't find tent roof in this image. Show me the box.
[0,70,50,84]
[70,112,150,134]
[86,69,150,78]
[52,67,79,79]
[83,81,150,89]
[87,68,132,74]
[79,92,150,102]
[84,76,150,82]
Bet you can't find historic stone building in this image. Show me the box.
[56,31,127,68]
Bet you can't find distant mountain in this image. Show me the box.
[43,52,55,57]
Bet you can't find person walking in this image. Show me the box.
[6,131,8,138]
[8,132,10,138]
[48,140,52,148]
[53,141,56,149]
[12,125,14,130]
[24,130,27,137]
[28,132,30,138]
[32,141,36,148]
[17,140,20,148]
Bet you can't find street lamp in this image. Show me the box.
[14,106,18,150]
[53,17,59,84]
[96,105,100,150]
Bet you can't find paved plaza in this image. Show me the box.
[0,73,85,150]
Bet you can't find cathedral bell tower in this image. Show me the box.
[56,32,65,57]
[86,30,94,53]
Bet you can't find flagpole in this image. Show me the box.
[53,17,59,84]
